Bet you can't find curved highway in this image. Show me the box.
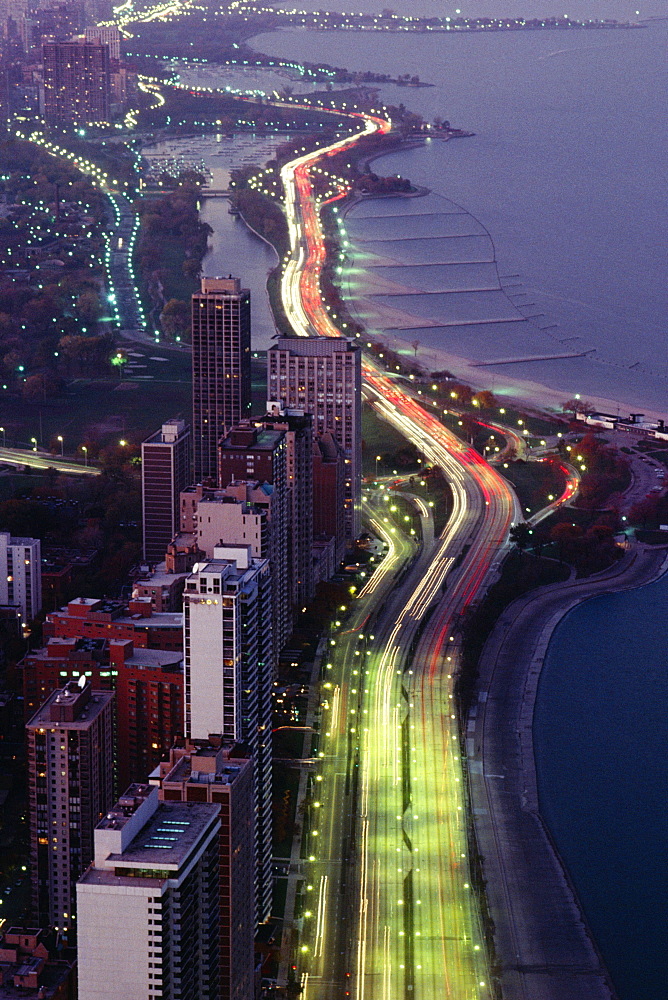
[279,102,520,999]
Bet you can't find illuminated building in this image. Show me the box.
[192,277,251,483]
[42,40,110,126]
[157,740,254,1000]
[77,785,220,1000]
[141,419,191,566]
[26,679,114,937]
[0,530,41,625]
[218,422,290,652]
[267,336,362,537]
[183,546,273,922]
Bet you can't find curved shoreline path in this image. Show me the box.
[469,545,668,1000]
[279,100,521,999]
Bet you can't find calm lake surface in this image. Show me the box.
[146,7,666,995]
[254,18,668,414]
[534,570,668,1000]
[253,9,667,998]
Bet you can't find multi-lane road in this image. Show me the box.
[278,102,524,999]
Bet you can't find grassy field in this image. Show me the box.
[2,346,268,454]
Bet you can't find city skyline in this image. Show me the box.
[0,3,665,1000]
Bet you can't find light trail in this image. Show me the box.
[278,94,519,998]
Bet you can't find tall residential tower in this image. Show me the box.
[26,679,114,936]
[192,277,251,483]
[267,337,362,537]
[183,547,273,922]
[77,784,220,1000]
[142,419,191,565]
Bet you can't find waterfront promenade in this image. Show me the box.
[468,543,668,1000]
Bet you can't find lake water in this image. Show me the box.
[253,18,668,416]
[534,570,668,1000]
[144,9,666,994]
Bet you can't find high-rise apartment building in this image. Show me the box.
[313,430,347,565]
[157,740,254,1000]
[0,530,41,624]
[77,784,220,1000]
[183,546,273,922]
[192,277,251,483]
[263,407,314,608]
[218,422,290,652]
[142,419,191,565]
[42,40,110,126]
[26,679,114,937]
[84,24,120,60]
[267,336,362,537]
[111,639,184,790]
[21,634,183,791]
[195,493,269,561]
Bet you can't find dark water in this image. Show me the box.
[143,134,283,348]
[254,19,668,413]
[534,570,668,1000]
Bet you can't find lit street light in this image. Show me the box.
[57,435,63,456]
[30,437,37,452]
[81,445,88,467]
[0,427,5,447]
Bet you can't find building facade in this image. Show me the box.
[192,277,251,483]
[83,25,121,60]
[111,639,184,790]
[313,430,347,565]
[0,530,41,624]
[263,408,314,608]
[267,336,362,537]
[26,680,114,937]
[21,634,184,791]
[77,785,220,1000]
[218,422,290,653]
[42,41,110,127]
[183,547,273,922]
[43,597,183,652]
[157,740,254,1000]
[142,419,191,565]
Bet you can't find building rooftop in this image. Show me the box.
[163,751,246,787]
[220,426,284,452]
[125,649,183,671]
[113,612,183,628]
[105,800,218,869]
[26,681,113,730]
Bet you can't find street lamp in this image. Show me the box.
[81,445,88,467]
[57,435,63,456]
[0,427,5,447]
[30,436,37,452]
[375,454,382,479]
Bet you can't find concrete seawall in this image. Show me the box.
[467,544,668,1000]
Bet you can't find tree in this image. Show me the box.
[160,298,190,339]
[550,521,583,562]
[509,522,532,554]
[75,290,103,324]
[448,382,473,406]
[473,390,496,409]
[21,372,61,402]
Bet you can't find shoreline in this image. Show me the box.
[468,545,668,1000]
[339,178,667,424]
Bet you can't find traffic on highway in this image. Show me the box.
[276,97,525,999]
